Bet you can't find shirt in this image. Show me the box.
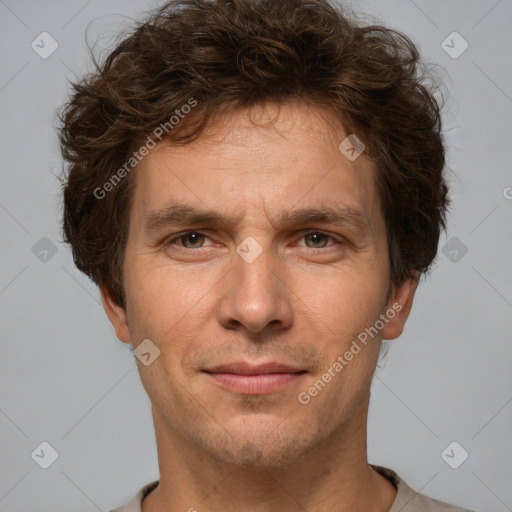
[109,465,474,512]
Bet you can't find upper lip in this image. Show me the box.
[203,362,305,375]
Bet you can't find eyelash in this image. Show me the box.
[164,231,342,251]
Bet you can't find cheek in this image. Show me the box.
[298,267,387,332]
[124,260,217,347]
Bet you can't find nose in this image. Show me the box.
[216,243,294,336]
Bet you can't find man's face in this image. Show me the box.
[102,101,415,467]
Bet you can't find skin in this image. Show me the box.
[101,100,419,512]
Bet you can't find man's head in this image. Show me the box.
[58,0,449,468]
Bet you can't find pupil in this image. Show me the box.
[183,233,202,247]
[309,233,324,246]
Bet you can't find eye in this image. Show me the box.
[167,231,211,249]
[164,230,340,252]
[298,232,339,249]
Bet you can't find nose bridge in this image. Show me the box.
[236,242,279,297]
[217,239,293,334]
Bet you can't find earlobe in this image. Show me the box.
[381,271,419,341]
[99,283,131,344]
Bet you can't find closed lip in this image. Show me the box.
[203,362,306,375]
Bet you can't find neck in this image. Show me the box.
[142,400,396,512]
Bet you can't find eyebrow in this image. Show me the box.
[143,202,370,234]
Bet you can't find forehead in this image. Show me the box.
[130,102,382,233]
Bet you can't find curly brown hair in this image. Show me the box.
[58,0,449,310]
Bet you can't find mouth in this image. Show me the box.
[202,362,307,395]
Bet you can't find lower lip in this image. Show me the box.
[205,372,306,395]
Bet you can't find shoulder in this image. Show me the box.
[109,480,159,512]
[371,465,476,512]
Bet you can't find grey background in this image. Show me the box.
[1,0,511,510]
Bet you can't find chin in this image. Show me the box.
[194,419,324,469]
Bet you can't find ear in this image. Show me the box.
[381,271,420,341]
[99,282,131,344]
